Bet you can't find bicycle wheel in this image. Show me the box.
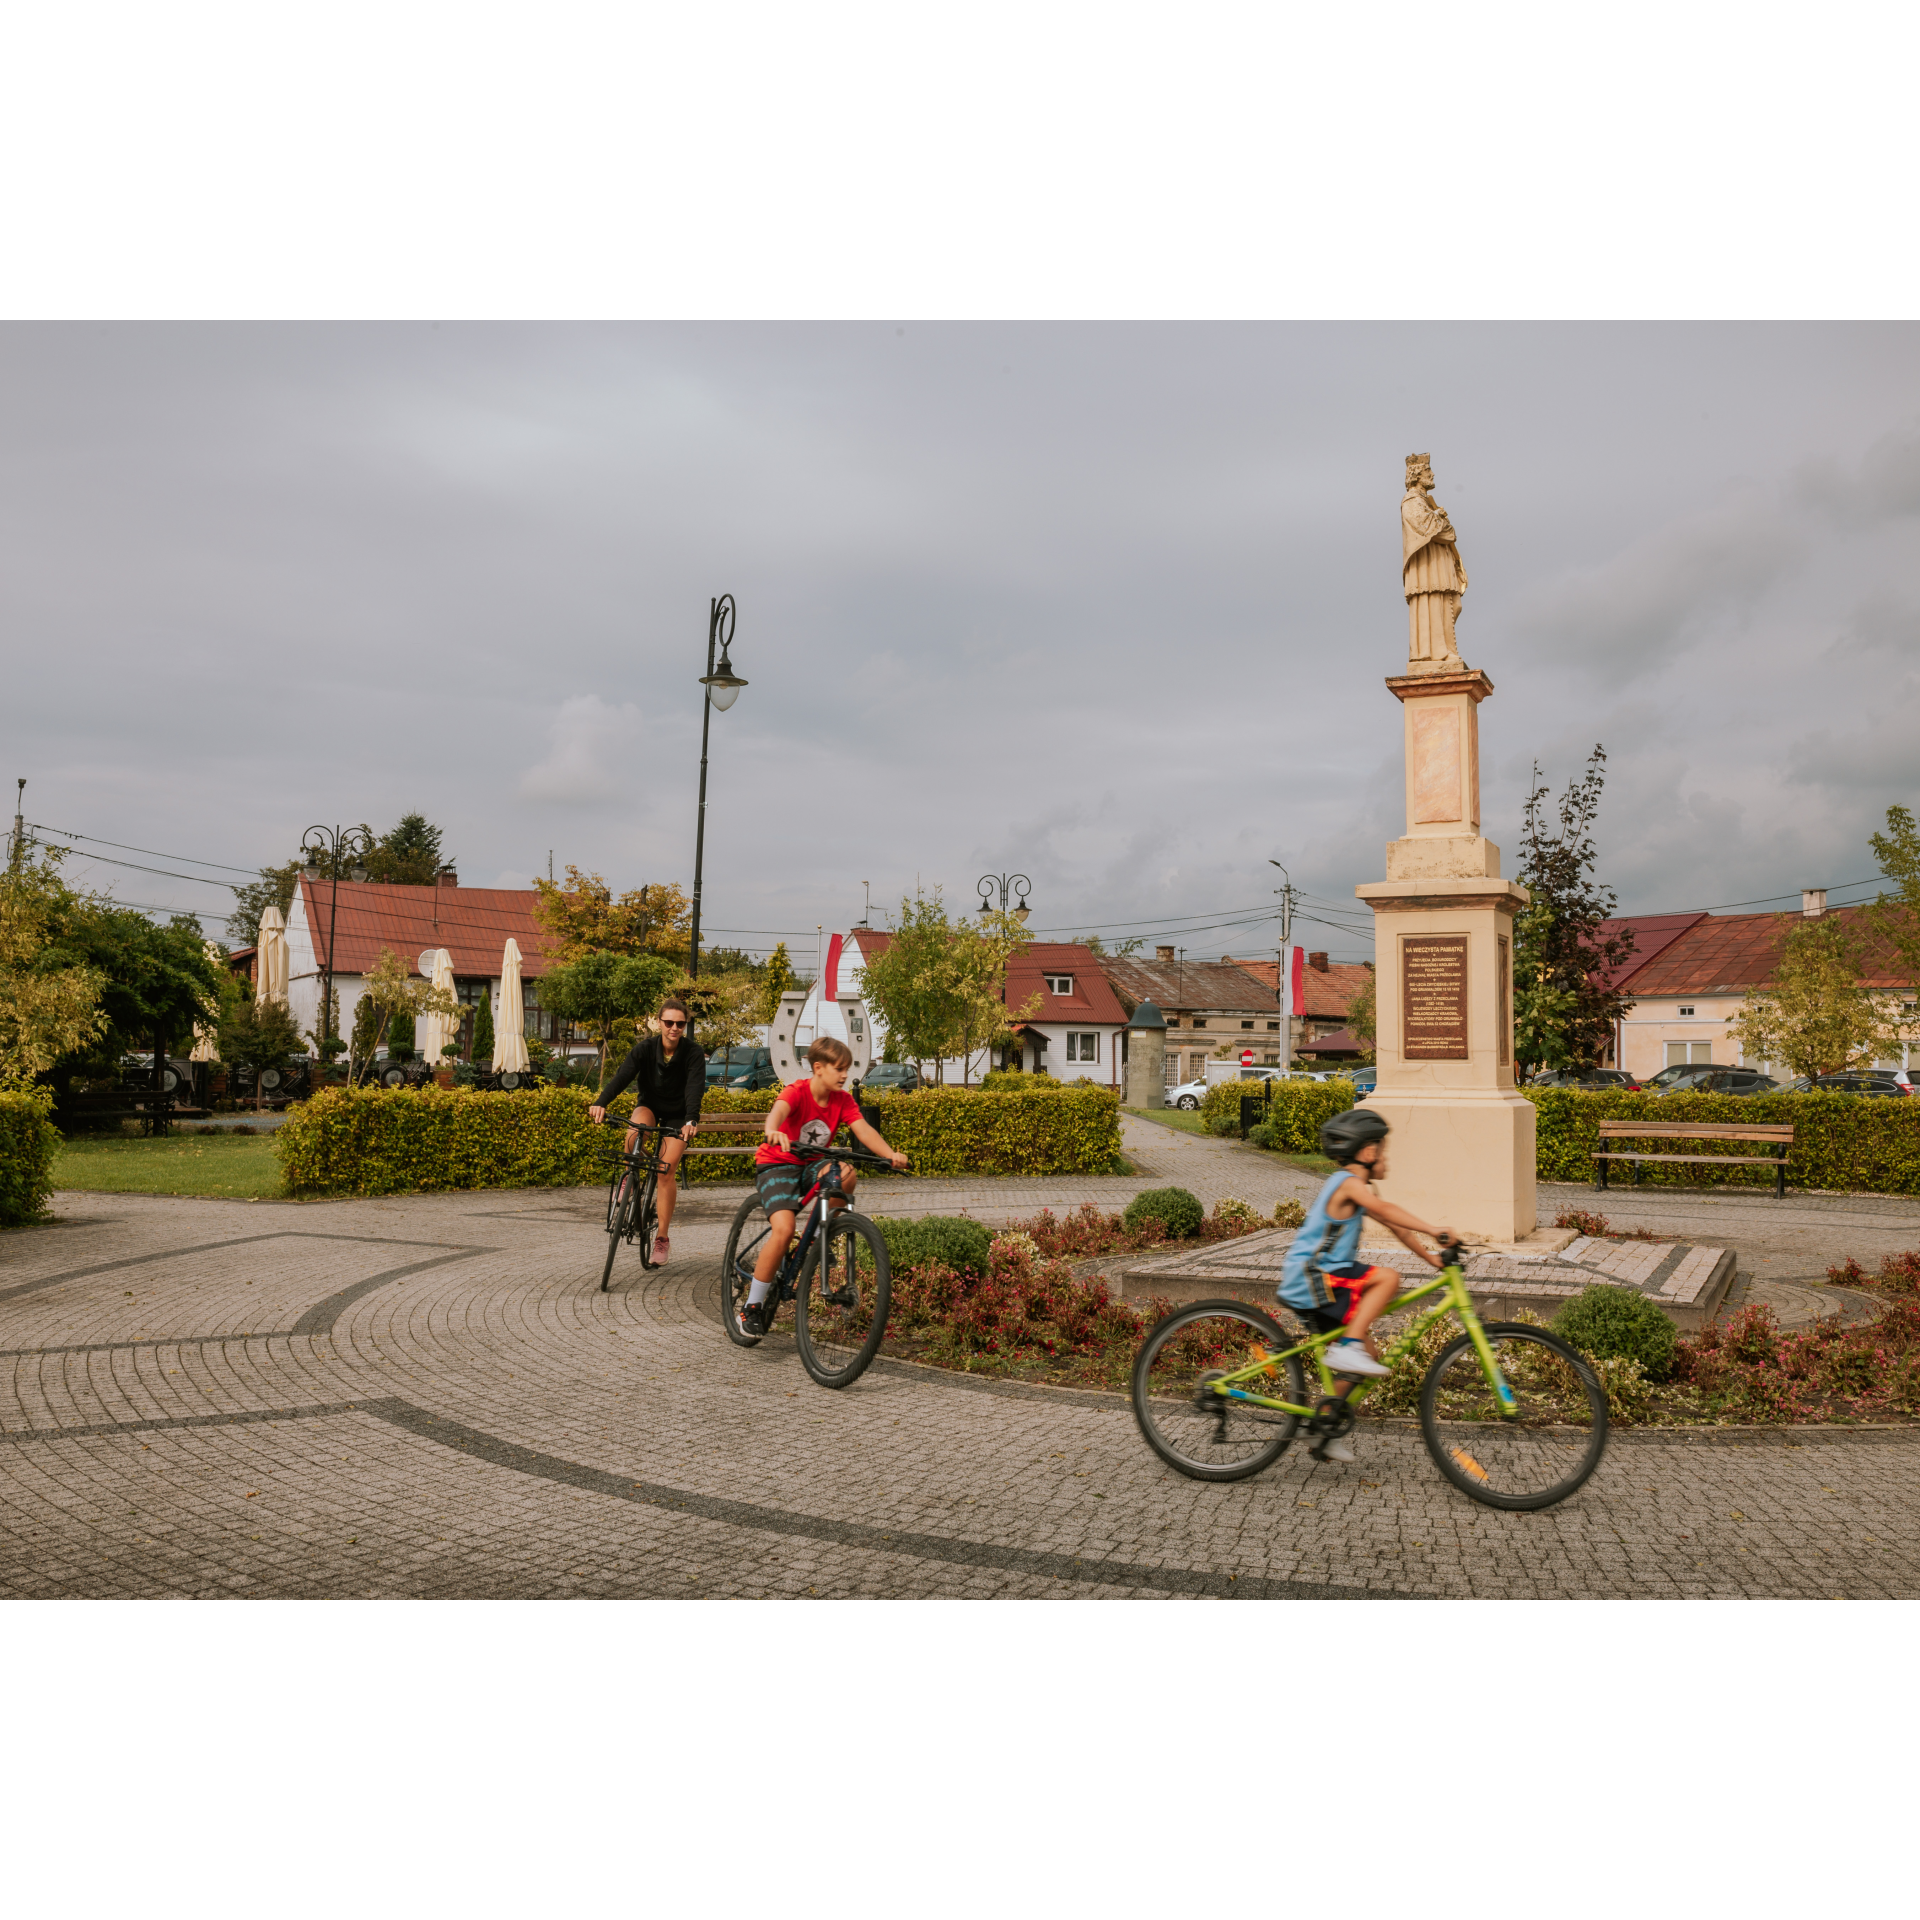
[720,1189,771,1348]
[600,1178,633,1292]
[1419,1323,1609,1511]
[635,1168,662,1270]
[794,1210,890,1388]
[1130,1300,1304,1482]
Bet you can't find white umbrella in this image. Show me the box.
[191,940,223,1063]
[493,938,531,1073]
[256,904,289,1005]
[415,947,458,1069]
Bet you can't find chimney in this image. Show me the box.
[1308,951,1329,972]
[1155,944,1175,962]
[1802,889,1826,918]
[436,866,458,890]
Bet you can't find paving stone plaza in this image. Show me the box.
[5,1116,1918,1600]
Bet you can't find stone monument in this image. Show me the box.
[1355,455,1538,1243]
[1124,1000,1166,1109]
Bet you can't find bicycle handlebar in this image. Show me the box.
[788,1140,912,1174]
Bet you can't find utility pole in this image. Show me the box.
[1269,859,1297,1066]
[9,778,23,872]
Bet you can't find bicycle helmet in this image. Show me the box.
[1319,1106,1391,1166]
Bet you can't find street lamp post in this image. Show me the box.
[301,824,374,1066]
[977,872,1033,1072]
[689,594,748,983]
[1268,858,1297,1067]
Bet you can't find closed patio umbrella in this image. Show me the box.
[256,904,289,1005]
[416,947,458,1068]
[191,940,223,1062]
[493,939,531,1073]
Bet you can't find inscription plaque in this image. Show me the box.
[1402,934,1469,1060]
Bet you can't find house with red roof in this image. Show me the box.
[283,868,565,1056]
[1598,890,1915,1079]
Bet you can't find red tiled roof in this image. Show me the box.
[1612,903,1911,995]
[1006,944,1129,1024]
[1233,956,1372,1019]
[1099,954,1275,1016]
[1584,912,1706,992]
[296,877,563,979]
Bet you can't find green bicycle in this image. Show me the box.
[1130,1237,1609,1511]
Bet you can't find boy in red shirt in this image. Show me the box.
[740,1035,908,1336]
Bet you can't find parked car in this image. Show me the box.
[1812,1071,1908,1096]
[707,1044,779,1091]
[1643,1066,1777,1096]
[1531,1068,1642,1090]
[856,1062,923,1094]
[1347,1067,1378,1097]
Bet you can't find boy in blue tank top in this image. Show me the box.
[1277,1107,1452,1463]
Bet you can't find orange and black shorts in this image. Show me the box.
[1298,1263,1395,1334]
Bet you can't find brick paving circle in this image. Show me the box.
[4,1162,1917,1598]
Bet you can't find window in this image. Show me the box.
[1192,1018,1208,1030]
[1240,1019,1254,1029]
[1678,1005,1694,1017]
[1066,1031,1098,1062]
[1266,1021,1280,1031]
[1045,975,1073,995]
[1665,1041,1712,1067]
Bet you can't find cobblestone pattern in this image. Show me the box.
[2,1185,1915,1599]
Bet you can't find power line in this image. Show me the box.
[43,848,242,891]
[29,822,260,875]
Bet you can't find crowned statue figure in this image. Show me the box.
[1401,452,1468,671]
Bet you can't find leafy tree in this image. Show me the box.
[1512,746,1637,1080]
[360,812,451,886]
[540,950,679,1076]
[387,1003,416,1056]
[217,993,303,1093]
[532,867,691,965]
[759,941,798,1022]
[1083,933,1144,958]
[227,860,300,947]
[38,901,226,1079]
[346,948,462,1086]
[670,970,761,1053]
[472,987,495,1065]
[1345,968,1376,1062]
[1726,914,1904,1079]
[1870,804,1920,990]
[0,847,107,1091]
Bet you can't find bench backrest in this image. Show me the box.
[694,1112,762,1134]
[1596,1121,1794,1142]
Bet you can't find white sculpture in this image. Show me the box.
[1401,452,1468,671]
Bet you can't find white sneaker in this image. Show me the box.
[1327,1339,1389,1378]
[1311,1435,1356,1464]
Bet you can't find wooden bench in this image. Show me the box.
[1594,1121,1795,1199]
[680,1112,763,1156]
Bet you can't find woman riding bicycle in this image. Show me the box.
[588,994,705,1264]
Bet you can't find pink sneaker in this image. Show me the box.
[652,1233,671,1264]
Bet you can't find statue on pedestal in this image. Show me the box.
[1401,453,1468,671]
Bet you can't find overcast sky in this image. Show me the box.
[5,323,1917,967]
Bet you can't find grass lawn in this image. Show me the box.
[1124,1107,1335,1176]
[54,1132,285,1200]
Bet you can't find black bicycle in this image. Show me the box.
[598,1125,671,1291]
[720,1143,904,1388]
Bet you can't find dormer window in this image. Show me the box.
[1045,975,1073,995]
[1679,1006,1695,1018]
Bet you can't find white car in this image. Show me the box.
[1167,1078,1210,1110]
[1168,1067,1300,1110]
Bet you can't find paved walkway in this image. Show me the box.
[2,1182,1915,1599]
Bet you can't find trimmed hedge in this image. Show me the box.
[275,1082,1123,1197]
[0,1091,60,1226]
[1124,1186,1203,1238]
[875,1214,993,1276]
[1552,1282,1680,1382]
[1201,1077,1355,1152]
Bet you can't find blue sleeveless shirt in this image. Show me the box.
[1276,1170,1365,1310]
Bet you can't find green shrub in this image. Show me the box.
[1247,1121,1277,1149]
[1551,1283,1680,1382]
[1200,1077,1354,1150]
[0,1091,60,1225]
[1273,1198,1306,1228]
[1123,1186,1203,1238]
[275,1081,1121,1197]
[875,1214,992,1276]
[976,1069,1069,1093]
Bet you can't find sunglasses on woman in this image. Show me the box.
[661,1018,687,1030]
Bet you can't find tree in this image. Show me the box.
[360,813,451,886]
[217,993,303,1102]
[346,948,463,1086]
[671,970,762,1054]
[1083,933,1144,958]
[539,950,679,1076]
[227,860,300,947]
[949,908,1041,1084]
[1726,914,1905,1079]
[532,867,691,965]
[0,847,107,1092]
[1870,803,1920,989]
[759,941,797,1022]
[1511,746,1637,1080]
[1346,968,1377,1062]
[40,901,226,1077]
[472,987,495,1065]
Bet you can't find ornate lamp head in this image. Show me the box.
[1405,452,1434,491]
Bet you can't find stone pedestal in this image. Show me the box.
[1358,666,1537,1242]
[1124,1000,1166,1109]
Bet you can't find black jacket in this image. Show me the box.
[596,1033,707,1121]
